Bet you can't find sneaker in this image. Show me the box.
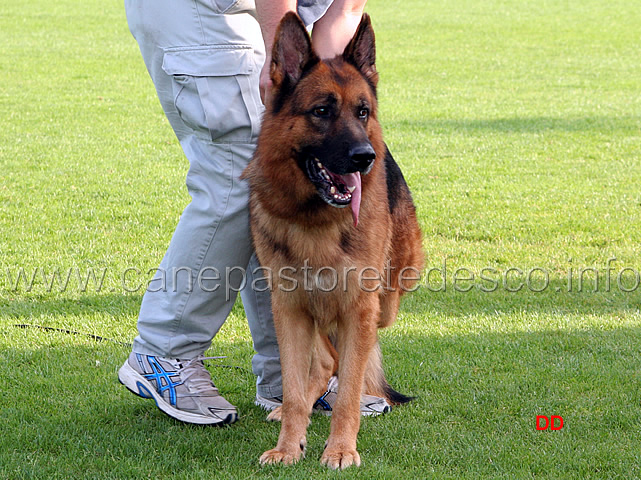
[118,353,238,425]
[254,393,283,412]
[255,376,392,417]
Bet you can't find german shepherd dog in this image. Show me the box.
[243,12,424,469]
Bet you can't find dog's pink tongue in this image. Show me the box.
[345,172,362,226]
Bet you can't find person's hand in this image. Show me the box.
[259,52,273,106]
[311,0,365,59]
[255,0,367,106]
[255,1,296,106]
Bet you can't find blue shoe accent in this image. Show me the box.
[136,354,183,407]
[136,381,154,399]
[314,391,333,412]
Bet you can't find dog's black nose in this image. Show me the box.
[349,144,376,171]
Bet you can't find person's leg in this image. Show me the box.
[119,0,282,422]
[243,254,282,399]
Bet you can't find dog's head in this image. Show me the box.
[265,12,381,226]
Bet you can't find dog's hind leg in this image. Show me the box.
[378,289,401,328]
[266,333,337,423]
[306,334,339,408]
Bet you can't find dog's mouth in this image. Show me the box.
[305,157,363,226]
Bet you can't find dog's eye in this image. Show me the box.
[358,108,369,120]
[313,106,330,118]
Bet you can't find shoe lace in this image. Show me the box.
[179,355,226,394]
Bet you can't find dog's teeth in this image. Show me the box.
[347,185,356,193]
[330,186,336,194]
[316,161,323,168]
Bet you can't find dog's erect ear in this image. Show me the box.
[271,12,319,90]
[342,13,378,88]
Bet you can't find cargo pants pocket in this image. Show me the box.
[162,45,263,143]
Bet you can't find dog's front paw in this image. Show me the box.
[260,445,304,466]
[320,446,361,470]
[266,406,282,422]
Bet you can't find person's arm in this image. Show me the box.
[256,0,368,105]
[255,0,297,104]
[310,0,367,59]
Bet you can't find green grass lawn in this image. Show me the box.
[2,0,641,478]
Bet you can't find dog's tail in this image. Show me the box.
[363,341,414,405]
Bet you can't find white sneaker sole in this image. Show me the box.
[254,395,283,412]
[118,360,237,425]
[254,395,391,416]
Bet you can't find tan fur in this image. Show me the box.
[243,13,424,469]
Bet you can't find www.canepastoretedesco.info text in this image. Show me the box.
[3,258,639,296]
